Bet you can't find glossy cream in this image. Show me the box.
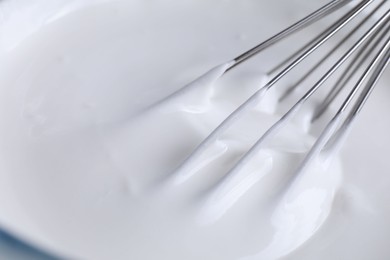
[0,1,389,260]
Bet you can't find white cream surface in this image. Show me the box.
[0,0,390,260]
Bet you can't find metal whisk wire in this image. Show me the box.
[168,0,390,186]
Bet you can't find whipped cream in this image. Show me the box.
[0,0,389,260]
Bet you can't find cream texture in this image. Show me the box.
[0,1,390,260]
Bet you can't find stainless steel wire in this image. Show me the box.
[169,0,390,185]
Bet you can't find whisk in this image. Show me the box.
[161,0,390,214]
